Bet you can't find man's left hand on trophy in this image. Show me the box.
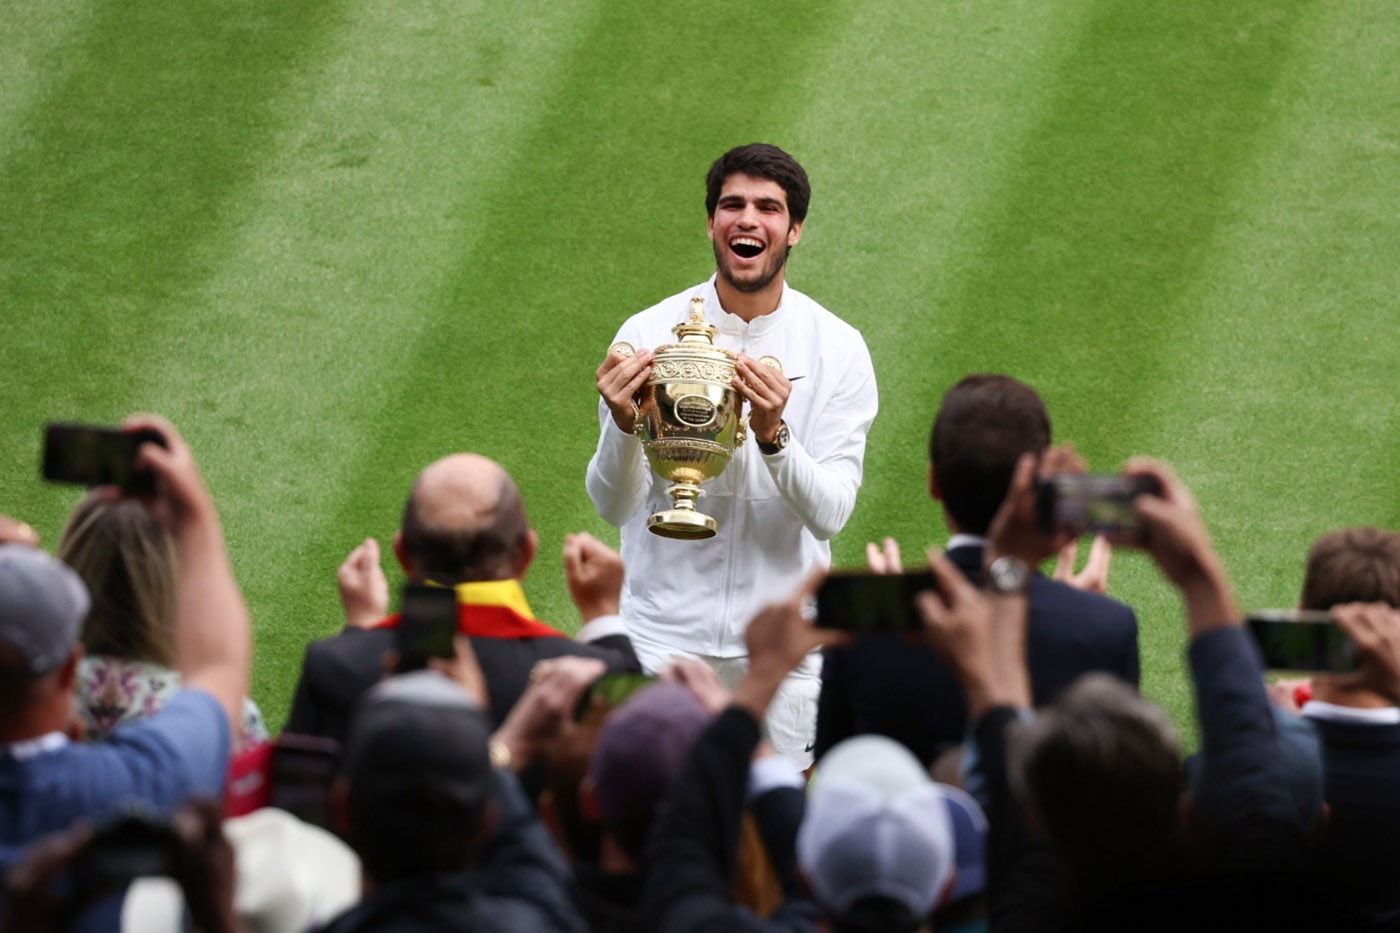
[733,354,792,446]
[596,344,652,434]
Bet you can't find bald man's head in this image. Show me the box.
[399,454,532,582]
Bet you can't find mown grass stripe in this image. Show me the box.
[304,0,859,693]
[126,0,612,724]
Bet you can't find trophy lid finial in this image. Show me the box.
[674,297,719,344]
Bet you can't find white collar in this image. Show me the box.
[704,275,790,337]
[1,731,70,761]
[947,534,987,552]
[1301,700,1400,725]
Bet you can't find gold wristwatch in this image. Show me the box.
[757,420,790,456]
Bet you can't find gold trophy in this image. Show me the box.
[611,297,780,540]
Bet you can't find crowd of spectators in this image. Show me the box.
[3,380,1400,932]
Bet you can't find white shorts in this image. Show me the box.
[629,629,821,769]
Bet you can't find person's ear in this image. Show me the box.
[512,529,539,580]
[928,463,942,501]
[787,219,803,248]
[392,530,413,577]
[55,644,83,693]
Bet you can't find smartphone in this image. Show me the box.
[42,422,167,494]
[1245,609,1357,673]
[1036,473,1164,540]
[574,671,657,720]
[816,571,936,633]
[395,584,459,672]
[269,733,341,830]
[74,810,179,896]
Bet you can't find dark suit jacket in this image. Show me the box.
[286,619,640,742]
[979,627,1322,932]
[1307,715,1400,929]
[643,707,820,932]
[814,543,1139,765]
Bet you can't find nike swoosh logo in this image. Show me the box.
[789,376,806,381]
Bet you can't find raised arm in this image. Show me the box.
[1125,458,1303,856]
[644,576,844,931]
[126,415,251,743]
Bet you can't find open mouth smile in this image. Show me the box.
[729,237,765,260]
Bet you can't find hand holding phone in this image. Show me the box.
[42,422,168,493]
[574,671,657,720]
[816,571,937,633]
[1036,473,1164,541]
[395,584,459,673]
[1246,610,1357,673]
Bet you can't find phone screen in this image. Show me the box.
[575,672,657,720]
[396,584,459,672]
[42,423,166,493]
[1245,610,1357,672]
[816,571,936,633]
[1036,474,1161,539]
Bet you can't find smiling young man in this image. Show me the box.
[586,143,878,766]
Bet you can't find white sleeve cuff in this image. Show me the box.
[575,614,629,643]
[747,753,805,801]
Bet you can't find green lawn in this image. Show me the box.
[4,0,1398,738]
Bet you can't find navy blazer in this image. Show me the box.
[1307,716,1400,928]
[814,543,1139,765]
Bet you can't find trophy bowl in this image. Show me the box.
[613,297,760,539]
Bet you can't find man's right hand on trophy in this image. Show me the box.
[596,344,652,435]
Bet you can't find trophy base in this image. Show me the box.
[647,509,717,540]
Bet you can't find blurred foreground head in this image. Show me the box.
[339,671,496,881]
[799,735,974,933]
[1008,674,1180,884]
[0,546,89,734]
[588,682,710,866]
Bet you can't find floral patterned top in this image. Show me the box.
[76,655,269,753]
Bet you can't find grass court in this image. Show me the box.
[4,1,1398,736]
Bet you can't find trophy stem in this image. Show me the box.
[647,481,717,540]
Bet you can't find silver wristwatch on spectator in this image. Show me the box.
[985,556,1030,596]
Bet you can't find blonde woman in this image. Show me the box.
[58,494,267,749]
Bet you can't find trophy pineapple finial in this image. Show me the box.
[674,297,719,344]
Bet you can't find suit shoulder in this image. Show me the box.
[1032,576,1138,626]
[304,626,393,671]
